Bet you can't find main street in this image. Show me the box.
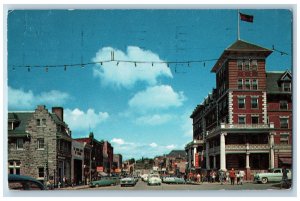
[64,180,287,191]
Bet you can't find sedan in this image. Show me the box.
[163,177,186,184]
[89,176,119,188]
[8,174,45,190]
[120,177,136,187]
[147,174,162,186]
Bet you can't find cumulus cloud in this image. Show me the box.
[64,108,109,131]
[149,143,158,148]
[8,86,70,110]
[92,46,172,88]
[128,85,186,112]
[166,144,176,149]
[111,138,125,145]
[135,114,174,125]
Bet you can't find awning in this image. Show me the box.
[98,172,108,176]
[279,158,292,165]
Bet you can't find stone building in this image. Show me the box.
[8,105,72,186]
[103,141,114,174]
[186,40,292,180]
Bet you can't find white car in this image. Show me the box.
[147,174,162,186]
[253,168,292,184]
[141,174,149,182]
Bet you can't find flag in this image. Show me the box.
[240,12,254,23]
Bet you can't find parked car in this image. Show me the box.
[147,174,162,186]
[8,174,45,190]
[163,176,186,184]
[89,176,120,188]
[253,168,292,184]
[120,177,136,187]
[141,174,149,182]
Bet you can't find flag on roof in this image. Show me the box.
[240,12,254,23]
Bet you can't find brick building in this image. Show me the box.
[186,40,292,180]
[113,154,123,172]
[8,105,72,186]
[71,140,85,185]
[74,132,103,181]
[103,141,114,174]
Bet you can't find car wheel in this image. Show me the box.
[96,184,99,187]
[261,178,268,184]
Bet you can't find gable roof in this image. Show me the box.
[211,40,273,72]
[167,150,186,158]
[266,70,292,94]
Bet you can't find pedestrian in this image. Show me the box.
[236,171,240,185]
[229,168,236,185]
[218,170,225,185]
[196,173,201,183]
[280,166,289,189]
[212,170,216,183]
[239,170,245,185]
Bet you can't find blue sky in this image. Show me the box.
[7,9,292,160]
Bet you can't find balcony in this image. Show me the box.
[207,144,270,155]
[220,123,274,129]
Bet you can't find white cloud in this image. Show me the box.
[8,86,70,110]
[166,144,176,149]
[92,46,173,88]
[111,138,125,145]
[135,114,173,125]
[64,108,109,131]
[128,85,186,112]
[149,143,158,148]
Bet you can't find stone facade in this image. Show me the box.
[8,105,72,186]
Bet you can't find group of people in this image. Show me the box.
[228,168,245,185]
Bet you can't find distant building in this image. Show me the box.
[186,40,292,180]
[74,132,104,180]
[71,140,85,185]
[8,105,72,186]
[103,141,114,173]
[113,154,123,171]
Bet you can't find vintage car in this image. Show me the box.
[147,174,162,186]
[141,174,149,182]
[89,176,120,187]
[8,174,45,190]
[253,168,292,184]
[163,176,186,184]
[120,177,136,187]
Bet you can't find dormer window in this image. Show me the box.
[282,82,291,92]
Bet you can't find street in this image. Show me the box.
[64,180,288,191]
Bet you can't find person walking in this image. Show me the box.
[197,173,201,183]
[212,170,216,183]
[229,168,236,185]
[236,171,240,185]
[280,166,289,189]
[218,170,225,185]
[239,170,245,185]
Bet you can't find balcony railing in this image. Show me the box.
[220,123,274,129]
[226,144,269,151]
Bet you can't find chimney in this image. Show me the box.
[52,107,64,121]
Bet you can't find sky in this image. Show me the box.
[7,9,292,160]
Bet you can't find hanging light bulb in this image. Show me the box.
[12,66,15,71]
[152,62,154,67]
[81,64,85,68]
[188,62,190,67]
[203,62,206,67]
[45,66,48,72]
[117,61,119,66]
[100,62,103,66]
[64,65,67,71]
[134,62,137,67]
[167,63,169,67]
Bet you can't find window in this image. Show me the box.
[282,82,291,92]
[280,133,289,144]
[36,119,41,126]
[280,117,289,128]
[280,101,288,110]
[237,60,243,70]
[238,116,246,124]
[8,161,21,175]
[238,97,245,108]
[37,138,45,149]
[244,60,250,70]
[16,139,24,150]
[38,167,44,178]
[252,79,258,90]
[42,119,46,126]
[251,60,258,71]
[245,79,251,90]
[238,79,243,89]
[251,116,259,124]
[251,97,258,109]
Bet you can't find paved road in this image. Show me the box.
[64,180,288,191]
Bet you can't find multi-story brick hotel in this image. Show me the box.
[185,40,292,180]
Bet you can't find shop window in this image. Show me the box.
[238,97,245,108]
[280,101,288,110]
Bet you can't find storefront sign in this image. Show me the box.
[96,166,103,172]
[195,153,199,168]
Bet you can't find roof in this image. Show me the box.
[266,70,292,94]
[167,150,186,158]
[211,40,273,72]
[8,112,33,136]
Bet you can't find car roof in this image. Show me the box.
[8,174,45,189]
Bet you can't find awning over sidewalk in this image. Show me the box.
[279,158,292,165]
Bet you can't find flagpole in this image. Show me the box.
[238,9,240,40]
